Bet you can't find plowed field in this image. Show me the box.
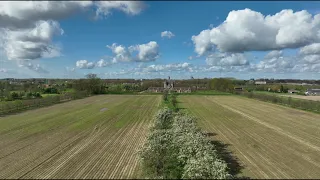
[0,95,160,179]
[179,95,320,179]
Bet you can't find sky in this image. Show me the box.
[1,1,320,80]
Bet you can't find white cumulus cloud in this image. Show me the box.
[76,60,95,69]
[131,41,160,62]
[0,1,146,62]
[96,58,115,67]
[192,9,320,55]
[0,1,92,30]
[3,20,63,60]
[95,1,145,18]
[140,62,192,73]
[206,53,249,66]
[107,41,159,63]
[299,43,320,55]
[161,31,175,39]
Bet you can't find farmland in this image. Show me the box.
[179,95,320,179]
[0,95,161,179]
[280,94,320,101]
[254,91,320,102]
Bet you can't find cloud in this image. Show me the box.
[0,1,92,30]
[3,20,63,61]
[192,9,320,55]
[132,41,160,62]
[191,29,213,56]
[0,1,146,62]
[255,56,294,73]
[95,1,145,18]
[264,50,283,59]
[76,60,95,69]
[0,1,144,29]
[206,53,249,66]
[140,62,192,73]
[66,67,75,72]
[18,61,49,74]
[106,43,133,62]
[300,54,320,64]
[241,49,320,73]
[299,43,320,55]
[75,58,117,70]
[161,31,175,39]
[0,68,7,73]
[107,41,159,63]
[104,62,194,78]
[96,58,115,67]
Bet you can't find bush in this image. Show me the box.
[10,92,20,100]
[139,108,231,179]
[163,90,168,101]
[42,87,59,94]
[171,95,178,110]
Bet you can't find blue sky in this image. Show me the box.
[1,1,320,79]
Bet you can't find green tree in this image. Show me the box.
[210,78,234,92]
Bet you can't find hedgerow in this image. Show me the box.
[139,108,232,179]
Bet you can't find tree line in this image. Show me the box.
[0,91,88,116]
[208,78,320,113]
[237,91,320,113]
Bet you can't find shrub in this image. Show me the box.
[163,90,168,101]
[139,108,231,179]
[10,92,20,100]
[153,108,174,130]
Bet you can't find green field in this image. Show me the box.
[0,95,161,179]
[179,95,320,179]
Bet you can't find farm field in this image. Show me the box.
[179,95,320,179]
[280,94,320,101]
[0,95,161,179]
[254,91,320,102]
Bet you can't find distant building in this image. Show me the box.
[147,87,165,93]
[147,76,191,93]
[174,87,192,93]
[255,81,267,85]
[288,89,300,94]
[164,76,174,89]
[305,89,320,96]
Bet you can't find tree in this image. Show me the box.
[10,92,20,100]
[85,73,98,79]
[210,78,234,92]
[85,73,104,94]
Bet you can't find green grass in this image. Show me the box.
[41,94,59,97]
[63,88,76,93]
[181,90,232,95]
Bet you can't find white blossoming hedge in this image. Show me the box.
[139,108,232,179]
